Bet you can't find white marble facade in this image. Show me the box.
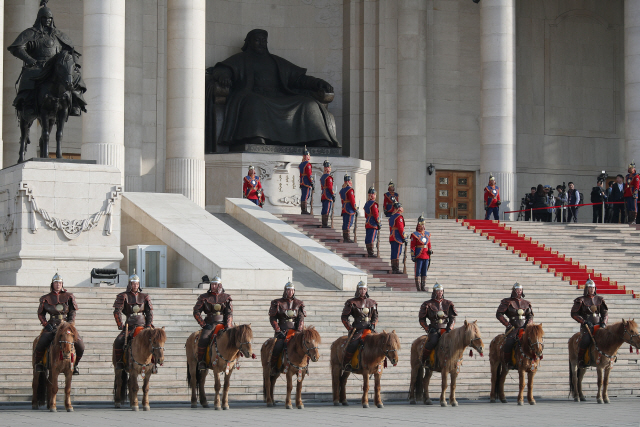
[0,0,634,219]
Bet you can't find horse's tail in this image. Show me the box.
[411,366,424,400]
[113,370,128,402]
[36,370,47,407]
[187,361,201,399]
[568,361,574,396]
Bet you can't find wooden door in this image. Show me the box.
[435,171,475,219]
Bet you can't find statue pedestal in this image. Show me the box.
[0,160,124,286]
[205,153,371,214]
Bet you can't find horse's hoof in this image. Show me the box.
[574,397,579,402]
[604,398,610,404]
[490,399,496,403]
[529,400,536,406]
[143,406,150,411]
[517,401,523,406]
[376,403,384,408]
[597,398,603,404]
[222,405,229,410]
[297,405,304,409]
[451,401,458,407]
[191,403,197,408]
[333,401,340,406]
[202,403,209,408]
[500,399,507,404]
[286,404,293,409]
[425,399,432,406]
[215,406,221,410]
[580,397,587,402]
[409,399,416,405]
[440,401,447,407]
[267,403,273,408]
[50,408,56,413]
[132,406,139,412]
[342,401,349,406]
[115,403,121,409]
[362,403,369,408]
[67,408,73,412]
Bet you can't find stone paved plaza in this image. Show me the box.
[1,399,638,427]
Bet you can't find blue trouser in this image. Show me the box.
[322,200,333,215]
[414,258,429,277]
[485,206,499,220]
[365,228,378,244]
[342,213,354,230]
[390,241,403,260]
[248,198,259,206]
[301,186,311,202]
[625,197,638,212]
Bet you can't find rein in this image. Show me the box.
[131,334,163,370]
[57,339,76,360]
[586,325,616,365]
[623,323,640,347]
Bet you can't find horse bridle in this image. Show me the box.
[57,339,75,360]
[150,335,165,362]
[302,336,319,362]
[469,336,483,352]
[623,323,640,348]
[528,336,544,355]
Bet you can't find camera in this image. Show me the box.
[597,170,608,183]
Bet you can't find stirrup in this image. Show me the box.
[73,365,80,376]
[115,361,125,370]
[35,363,45,373]
[197,360,207,371]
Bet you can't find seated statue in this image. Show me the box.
[206,29,340,152]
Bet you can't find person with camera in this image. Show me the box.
[609,174,625,223]
[554,185,567,222]
[524,187,535,221]
[532,184,548,222]
[544,186,555,222]
[567,182,580,223]
[484,174,501,220]
[590,179,607,223]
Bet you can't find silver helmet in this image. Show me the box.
[283,281,295,298]
[127,269,141,292]
[355,280,369,298]
[432,281,444,299]
[584,278,596,296]
[210,275,223,293]
[50,272,65,292]
[511,282,524,298]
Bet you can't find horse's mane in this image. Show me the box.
[596,320,637,348]
[136,327,167,347]
[226,324,253,345]
[523,322,544,346]
[292,326,321,348]
[54,321,78,343]
[31,51,70,85]
[440,321,481,358]
[362,331,400,367]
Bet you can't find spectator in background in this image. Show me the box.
[567,182,580,223]
[609,174,625,224]
[524,187,535,221]
[555,185,567,222]
[590,179,607,223]
[532,184,548,222]
[604,181,613,223]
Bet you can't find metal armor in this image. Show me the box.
[341,297,378,331]
[193,292,233,328]
[269,298,305,332]
[419,298,456,332]
[496,297,533,329]
[37,291,77,328]
[113,291,153,329]
[571,295,608,327]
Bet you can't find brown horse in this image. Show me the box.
[261,326,322,409]
[409,320,484,407]
[112,327,166,411]
[185,324,253,409]
[31,321,79,412]
[568,319,640,403]
[330,330,400,408]
[489,323,544,405]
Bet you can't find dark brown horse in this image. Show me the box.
[261,326,321,409]
[31,321,79,412]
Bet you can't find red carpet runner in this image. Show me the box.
[460,220,636,297]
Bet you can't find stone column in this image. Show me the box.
[480,0,516,217]
[0,0,4,168]
[81,0,126,185]
[626,0,640,162]
[124,0,143,191]
[165,0,205,207]
[396,0,427,216]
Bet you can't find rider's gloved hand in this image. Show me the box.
[44,323,54,333]
[203,323,214,330]
[276,331,286,340]
[585,320,594,331]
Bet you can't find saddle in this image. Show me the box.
[195,324,226,368]
[272,329,296,374]
[346,329,372,371]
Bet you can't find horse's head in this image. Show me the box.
[622,319,640,350]
[524,323,545,360]
[234,324,253,358]
[55,321,77,363]
[149,327,166,366]
[382,330,401,366]
[54,50,76,90]
[302,326,321,363]
[464,320,484,357]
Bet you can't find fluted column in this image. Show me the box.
[81,0,125,185]
[124,0,143,191]
[626,0,640,162]
[165,0,205,207]
[480,0,516,217]
[0,0,5,168]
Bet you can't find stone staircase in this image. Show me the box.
[1,285,639,406]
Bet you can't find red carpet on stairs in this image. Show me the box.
[460,220,635,297]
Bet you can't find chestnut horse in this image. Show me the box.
[261,326,321,409]
[112,327,166,411]
[185,324,254,409]
[409,320,484,407]
[31,321,79,412]
[330,330,400,408]
[489,323,544,405]
[568,319,640,403]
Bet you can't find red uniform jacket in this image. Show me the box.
[299,161,313,188]
[484,185,500,208]
[364,200,380,229]
[389,213,405,243]
[410,230,431,260]
[340,186,356,215]
[243,175,265,203]
[320,173,334,201]
[624,172,640,198]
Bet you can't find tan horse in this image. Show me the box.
[261,326,322,409]
[31,321,79,412]
[330,330,400,408]
[489,323,544,405]
[112,327,166,411]
[185,324,253,409]
[568,319,640,403]
[409,320,484,407]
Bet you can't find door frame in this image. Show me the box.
[126,245,167,288]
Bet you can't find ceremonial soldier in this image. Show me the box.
[624,161,640,225]
[383,180,399,217]
[269,282,306,368]
[34,273,84,375]
[340,173,357,243]
[320,160,335,228]
[193,275,233,371]
[364,185,381,257]
[484,174,501,220]
[299,147,313,215]
[112,272,153,370]
[418,282,456,365]
[389,201,406,274]
[496,283,533,368]
[571,279,608,368]
[243,165,266,207]
[341,281,378,371]
[410,214,432,291]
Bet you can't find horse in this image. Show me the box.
[409,320,484,407]
[16,50,79,163]
[261,326,321,409]
[489,323,544,405]
[185,324,254,410]
[330,330,400,408]
[568,319,640,403]
[31,321,79,412]
[112,327,166,411]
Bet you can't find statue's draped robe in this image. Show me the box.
[213,51,339,147]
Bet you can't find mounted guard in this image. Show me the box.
[320,160,334,228]
[268,281,306,371]
[418,282,456,368]
[341,281,378,371]
[194,275,233,371]
[571,278,608,368]
[410,214,432,291]
[299,146,313,215]
[495,282,533,368]
[364,185,381,258]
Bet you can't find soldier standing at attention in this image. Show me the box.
[389,201,406,274]
[484,174,501,220]
[364,186,380,257]
[340,173,357,243]
[320,160,334,228]
[410,214,432,291]
[624,161,640,225]
[299,147,313,215]
[383,181,399,218]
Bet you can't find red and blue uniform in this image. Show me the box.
[411,231,431,278]
[364,200,380,245]
[383,192,398,217]
[388,212,405,260]
[320,173,334,215]
[340,185,356,231]
[299,160,313,202]
[624,172,640,212]
[484,185,500,220]
[243,175,265,206]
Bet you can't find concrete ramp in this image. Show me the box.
[122,193,291,288]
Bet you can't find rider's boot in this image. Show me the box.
[577,347,588,368]
[343,351,355,372]
[73,365,80,375]
[420,276,427,292]
[414,277,420,292]
[34,350,46,372]
[73,343,83,375]
[197,345,207,371]
[503,349,514,368]
[114,349,125,370]
[421,348,432,367]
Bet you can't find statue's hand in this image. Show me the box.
[317,80,333,93]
